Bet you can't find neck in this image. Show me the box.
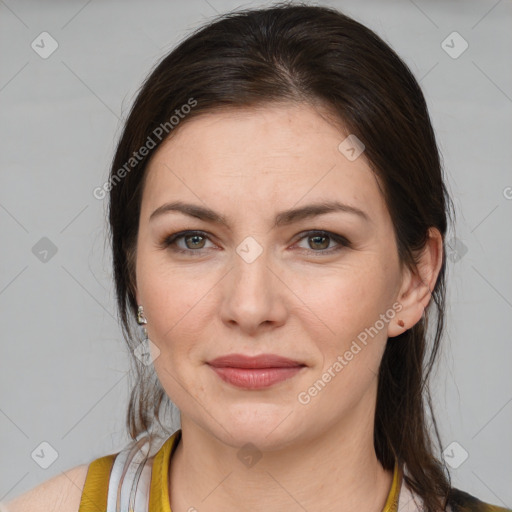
[168,402,394,512]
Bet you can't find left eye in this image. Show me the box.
[294,231,349,254]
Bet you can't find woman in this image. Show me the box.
[4,3,509,512]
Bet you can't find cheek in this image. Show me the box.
[300,264,388,333]
[300,263,395,375]
[137,256,217,365]
[302,274,392,410]
[140,269,212,404]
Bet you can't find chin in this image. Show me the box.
[206,406,304,450]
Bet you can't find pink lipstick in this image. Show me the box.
[207,354,306,390]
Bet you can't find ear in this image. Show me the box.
[387,227,444,338]
[131,268,140,306]
[131,279,141,309]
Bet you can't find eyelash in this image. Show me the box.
[159,230,351,257]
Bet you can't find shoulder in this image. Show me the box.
[447,487,511,512]
[2,463,90,512]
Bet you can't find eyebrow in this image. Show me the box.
[149,200,370,227]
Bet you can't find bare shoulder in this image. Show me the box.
[2,463,89,512]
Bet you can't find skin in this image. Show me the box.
[134,103,443,512]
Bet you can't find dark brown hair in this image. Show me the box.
[107,3,455,510]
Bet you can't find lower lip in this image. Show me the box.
[209,365,304,389]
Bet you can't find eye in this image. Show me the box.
[293,230,350,255]
[160,230,216,255]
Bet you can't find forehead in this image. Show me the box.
[150,103,347,169]
[141,103,387,224]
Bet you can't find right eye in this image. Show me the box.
[159,230,216,255]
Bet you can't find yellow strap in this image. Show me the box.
[78,454,116,512]
[382,460,402,512]
[149,431,181,512]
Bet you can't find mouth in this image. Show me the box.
[207,353,306,390]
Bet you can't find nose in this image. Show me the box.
[219,241,288,335]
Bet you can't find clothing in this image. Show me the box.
[78,429,509,512]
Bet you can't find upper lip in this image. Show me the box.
[207,353,305,369]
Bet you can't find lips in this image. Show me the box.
[207,353,305,369]
[207,354,306,389]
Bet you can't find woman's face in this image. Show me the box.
[135,103,408,449]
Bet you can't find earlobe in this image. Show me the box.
[387,304,425,337]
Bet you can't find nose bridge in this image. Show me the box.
[220,234,286,330]
[232,235,273,300]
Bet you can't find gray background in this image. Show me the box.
[1,0,511,507]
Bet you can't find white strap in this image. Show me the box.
[119,439,151,511]
[106,437,153,512]
[106,446,131,512]
[133,458,153,511]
